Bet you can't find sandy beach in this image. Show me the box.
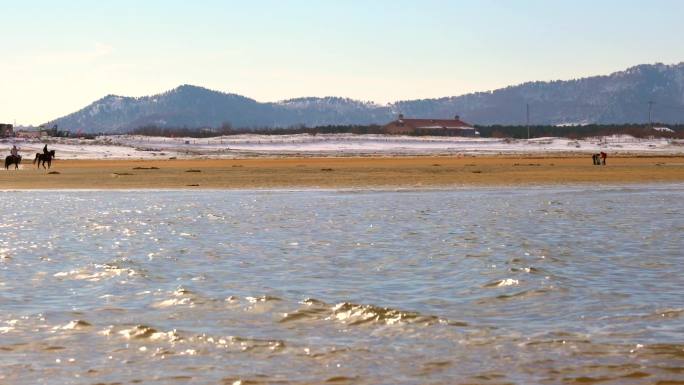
[2,155,684,189]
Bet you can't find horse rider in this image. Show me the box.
[43,144,49,156]
[10,144,19,158]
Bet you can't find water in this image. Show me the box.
[1,186,683,384]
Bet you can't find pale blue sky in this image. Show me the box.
[2,0,683,124]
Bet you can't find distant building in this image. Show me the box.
[0,123,13,137]
[15,129,48,139]
[383,114,479,136]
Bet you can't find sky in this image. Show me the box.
[2,0,684,125]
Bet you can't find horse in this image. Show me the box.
[33,150,56,169]
[4,155,21,170]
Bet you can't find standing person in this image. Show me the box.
[600,151,607,166]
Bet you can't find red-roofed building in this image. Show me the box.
[383,114,478,136]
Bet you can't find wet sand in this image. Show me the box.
[2,155,684,189]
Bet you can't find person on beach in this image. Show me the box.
[592,153,599,165]
[43,144,49,155]
[600,151,607,166]
[10,144,19,158]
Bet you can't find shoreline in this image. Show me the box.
[1,156,684,189]
[2,183,684,193]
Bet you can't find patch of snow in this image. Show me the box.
[555,121,591,127]
[1,134,682,160]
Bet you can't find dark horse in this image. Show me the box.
[5,155,21,170]
[33,150,56,169]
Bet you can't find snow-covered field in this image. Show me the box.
[2,134,683,160]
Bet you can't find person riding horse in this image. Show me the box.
[5,145,22,170]
[34,144,56,169]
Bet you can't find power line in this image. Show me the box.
[526,103,530,139]
[648,101,655,128]
[521,100,684,126]
[519,101,684,111]
[655,103,684,111]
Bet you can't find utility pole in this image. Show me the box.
[648,101,655,129]
[526,103,530,139]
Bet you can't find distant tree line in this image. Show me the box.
[477,123,684,139]
[122,122,684,139]
[128,123,386,137]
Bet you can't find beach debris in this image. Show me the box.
[47,171,60,175]
[186,184,200,187]
[185,169,201,173]
[471,170,482,174]
[320,168,334,172]
[112,172,133,176]
[132,166,160,170]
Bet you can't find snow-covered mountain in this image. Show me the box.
[51,63,684,133]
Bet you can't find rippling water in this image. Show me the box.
[1,186,684,384]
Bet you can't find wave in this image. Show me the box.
[280,298,465,327]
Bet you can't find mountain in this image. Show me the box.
[53,86,393,133]
[54,86,272,133]
[51,63,684,133]
[394,63,684,126]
